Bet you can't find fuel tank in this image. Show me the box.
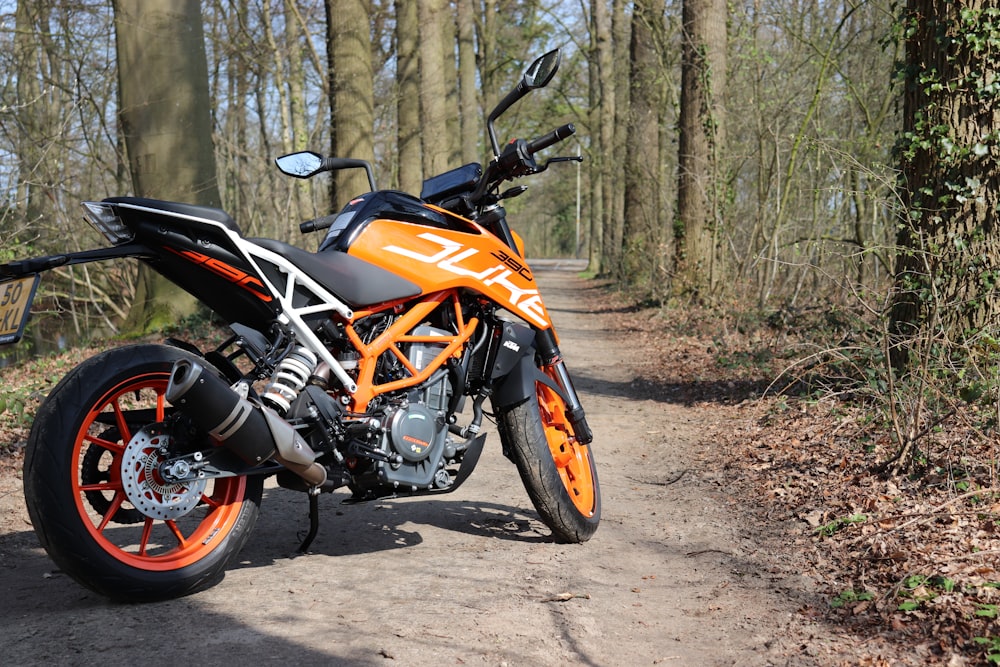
[322,191,553,329]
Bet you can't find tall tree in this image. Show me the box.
[619,0,666,287]
[13,1,53,234]
[210,0,252,231]
[674,0,727,297]
[477,0,500,125]
[441,3,461,168]
[326,0,375,204]
[418,0,451,178]
[284,0,311,229]
[602,0,630,277]
[889,1,1000,354]
[586,0,614,274]
[456,0,479,164]
[113,0,222,333]
[395,0,422,194]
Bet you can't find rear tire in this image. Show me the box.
[23,344,263,602]
[499,376,600,542]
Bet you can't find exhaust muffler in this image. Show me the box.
[165,358,329,488]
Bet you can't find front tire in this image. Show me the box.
[499,375,600,542]
[23,344,263,602]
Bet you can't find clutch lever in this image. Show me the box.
[499,185,528,201]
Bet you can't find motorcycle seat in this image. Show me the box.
[249,237,421,308]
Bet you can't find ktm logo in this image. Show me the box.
[167,247,273,302]
[382,232,548,327]
[402,434,429,451]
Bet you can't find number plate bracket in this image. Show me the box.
[0,274,40,345]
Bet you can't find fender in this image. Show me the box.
[492,354,564,409]
[490,320,564,409]
[0,243,153,278]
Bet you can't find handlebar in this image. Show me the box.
[469,123,578,206]
[300,214,338,234]
[527,123,575,155]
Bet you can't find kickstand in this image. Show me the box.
[297,491,320,553]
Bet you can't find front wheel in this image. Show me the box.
[498,375,600,542]
[23,344,263,602]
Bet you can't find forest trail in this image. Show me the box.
[0,269,850,666]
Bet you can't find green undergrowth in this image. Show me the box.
[0,314,232,455]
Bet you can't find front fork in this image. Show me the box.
[535,328,593,444]
[479,203,592,444]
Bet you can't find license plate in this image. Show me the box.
[0,274,40,345]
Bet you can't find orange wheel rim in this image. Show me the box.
[536,380,597,517]
[70,372,247,571]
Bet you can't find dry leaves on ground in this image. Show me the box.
[586,282,1000,666]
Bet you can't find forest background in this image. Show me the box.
[4,0,1000,662]
[1,0,899,339]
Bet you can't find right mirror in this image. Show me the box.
[522,48,560,90]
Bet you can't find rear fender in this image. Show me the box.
[0,243,152,279]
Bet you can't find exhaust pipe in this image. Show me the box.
[165,358,329,488]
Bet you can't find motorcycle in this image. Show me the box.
[1,48,599,602]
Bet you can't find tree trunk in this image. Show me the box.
[603,0,630,277]
[441,5,460,169]
[218,0,251,232]
[586,0,614,275]
[262,0,292,158]
[477,0,499,129]
[326,0,375,205]
[113,0,222,333]
[284,0,310,233]
[674,0,727,299]
[889,0,1000,356]
[396,0,422,194]
[456,0,479,164]
[418,0,451,178]
[13,1,60,240]
[620,0,665,288]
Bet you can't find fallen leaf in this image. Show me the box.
[540,592,591,602]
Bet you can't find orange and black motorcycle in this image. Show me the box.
[1,48,599,601]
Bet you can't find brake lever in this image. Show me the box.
[537,155,584,173]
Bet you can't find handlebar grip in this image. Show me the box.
[526,123,575,155]
[300,214,339,233]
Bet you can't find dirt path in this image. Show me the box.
[0,270,827,666]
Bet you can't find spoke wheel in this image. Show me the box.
[71,373,245,571]
[81,427,143,524]
[24,345,263,601]
[535,381,597,517]
[498,372,600,543]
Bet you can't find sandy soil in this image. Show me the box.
[0,269,833,666]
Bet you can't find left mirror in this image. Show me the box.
[275,151,324,178]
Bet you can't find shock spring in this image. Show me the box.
[263,345,319,413]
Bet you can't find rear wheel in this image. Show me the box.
[499,373,600,542]
[23,344,263,602]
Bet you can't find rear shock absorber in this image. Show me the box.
[263,345,319,414]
